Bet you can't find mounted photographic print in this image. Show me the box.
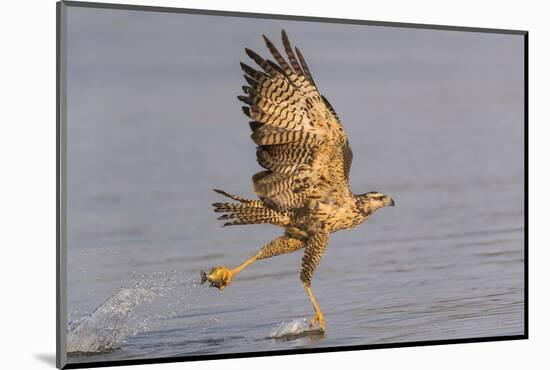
[56,1,528,368]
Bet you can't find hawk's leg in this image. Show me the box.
[300,231,329,333]
[202,235,304,290]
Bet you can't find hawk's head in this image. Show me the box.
[356,191,395,215]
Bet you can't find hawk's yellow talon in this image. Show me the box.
[203,266,235,290]
[305,285,326,332]
[202,255,259,290]
[309,311,326,332]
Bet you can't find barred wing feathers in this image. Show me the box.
[239,31,354,212]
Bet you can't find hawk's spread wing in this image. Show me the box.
[239,31,353,212]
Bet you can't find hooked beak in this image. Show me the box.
[388,198,395,207]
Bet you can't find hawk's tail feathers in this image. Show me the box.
[212,188,251,203]
[212,189,289,227]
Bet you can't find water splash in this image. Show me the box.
[67,271,203,354]
[268,318,322,339]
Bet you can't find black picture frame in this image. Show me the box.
[57,1,528,368]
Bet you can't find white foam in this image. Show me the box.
[268,318,319,338]
[67,271,201,354]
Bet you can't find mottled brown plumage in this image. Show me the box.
[202,31,394,333]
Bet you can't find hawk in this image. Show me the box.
[201,31,394,333]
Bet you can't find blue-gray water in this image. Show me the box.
[65,6,524,364]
